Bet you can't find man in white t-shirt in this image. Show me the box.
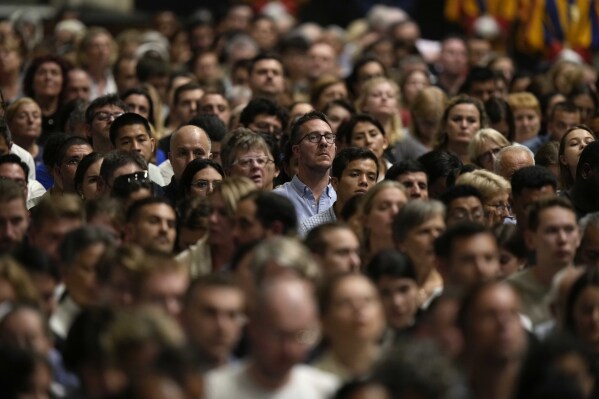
[205,275,339,399]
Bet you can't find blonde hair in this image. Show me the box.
[455,169,511,203]
[77,27,117,68]
[355,77,404,145]
[507,92,541,116]
[468,128,511,166]
[215,176,256,218]
[5,97,40,125]
[0,256,38,305]
[410,86,448,142]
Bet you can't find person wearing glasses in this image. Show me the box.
[109,112,164,186]
[439,184,485,227]
[221,128,279,191]
[84,93,128,154]
[455,169,512,227]
[274,112,337,221]
[178,158,224,199]
[50,136,93,196]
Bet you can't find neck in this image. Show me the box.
[0,71,20,98]
[247,360,289,391]
[328,339,379,376]
[446,141,470,164]
[369,233,394,255]
[14,138,37,157]
[467,358,520,399]
[533,262,572,286]
[211,241,234,271]
[36,95,58,116]
[296,167,330,201]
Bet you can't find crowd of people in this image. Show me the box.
[2,2,599,399]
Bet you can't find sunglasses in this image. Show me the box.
[112,170,151,191]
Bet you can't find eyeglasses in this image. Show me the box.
[191,179,222,191]
[94,111,124,122]
[62,156,84,167]
[486,203,512,213]
[449,209,484,222]
[296,132,336,145]
[232,156,274,169]
[477,147,503,165]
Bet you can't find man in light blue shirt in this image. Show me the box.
[275,112,337,221]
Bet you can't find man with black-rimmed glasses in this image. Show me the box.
[84,93,128,154]
[274,111,337,220]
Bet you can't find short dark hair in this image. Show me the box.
[126,197,174,223]
[12,245,59,281]
[136,56,170,82]
[99,150,147,184]
[337,114,386,146]
[178,158,224,199]
[576,141,599,180]
[527,196,576,232]
[484,97,515,142]
[549,101,580,121]
[289,111,331,145]
[0,118,12,146]
[0,179,25,205]
[85,93,128,124]
[42,133,70,168]
[434,221,495,260]
[0,154,29,180]
[249,52,283,75]
[240,191,297,235]
[305,222,354,255]
[56,136,91,167]
[365,249,417,282]
[239,98,289,130]
[417,150,463,189]
[60,226,114,267]
[511,166,557,199]
[173,82,203,106]
[184,273,240,306]
[188,114,228,142]
[439,184,484,207]
[74,152,103,196]
[120,87,155,124]
[459,66,495,94]
[385,160,426,181]
[331,147,379,180]
[109,112,152,145]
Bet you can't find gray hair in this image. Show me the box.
[251,237,321,284]
[393,200,445,243]
[60,226,115,267]
[494,144,535,175]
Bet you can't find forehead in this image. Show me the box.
[95,104,125,114]
[178,89,203,101]
[452,232,496,251]
[140,203,175,218]
[343,158,377,172]
[299,118,331,135]
[0,162,25,177]
[449,103,479,115]
[201,93,227,105]
[324,227,358,245]
[125,94,149,104]
[37,62,61,72]
[537,205,576,224]
[398,171,427,181]
[173,127,209,147]
[117,123,149,137]
[450,196,482,208]
[65,143,92,156]
[472,285,518,312]
[253,59,282,72]
[253,113,281,126]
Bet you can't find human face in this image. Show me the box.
[33,62,63,98]
[65,69,91,102]
[332,158,378,203]
[469,80,495,103]
[124,94,150,120]
[115,58,138,93]
[466,284,526,362]
[402,70,429,105]
[580,224,599,268]
[140,270,189,317]
[323,275,384,343]
[58,144,93,193]
[293,119,336,173]
[376,276,418,331]
[560,128,595,180]
[574,286,599,352]
[29,218,82,263]
[0,308,50,354]
[208,191,234,248]
[9,102,41,142]
[0,163,27,198]
[444,233,500,290]
[549,110,581,141]
[176,89,204,124]
[325,105,352,134]
[445,103,481,146]
[86,33,112,67]
[307,43,337,80]
[498,150,534,180]
[233,198,266,246]
[183,286,245,363]
[356,62,384,91]
[446,196,484,226]
[527,206,580,269]
[169,126,211,182]
[364,187,407,242]
[351,121,388,159]
[249,59,284,97]
[88,104,125,151]
[513,108,541,143]
[477,140,504,171]
[498,248,523,277]
[248,113,283,139]
[64,243,106,307]
[573,93,595,125]
[189,167,222,197]
[0,198,28,253]
[440,38,467,75]
[128,204,176,254]
[114,124,155,162]
[483,192,511,227]
[397,215,446,272]
[512,185,556,229]
[319,228,362,277]
[317,82,347,110]
[229,148,277,190]
[397,172,428,200]
[199,93,231,127]
[362,81,398,118]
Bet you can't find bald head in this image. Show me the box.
[253,275,317,322]
[168,125,212,182]
[494,145,535,181]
